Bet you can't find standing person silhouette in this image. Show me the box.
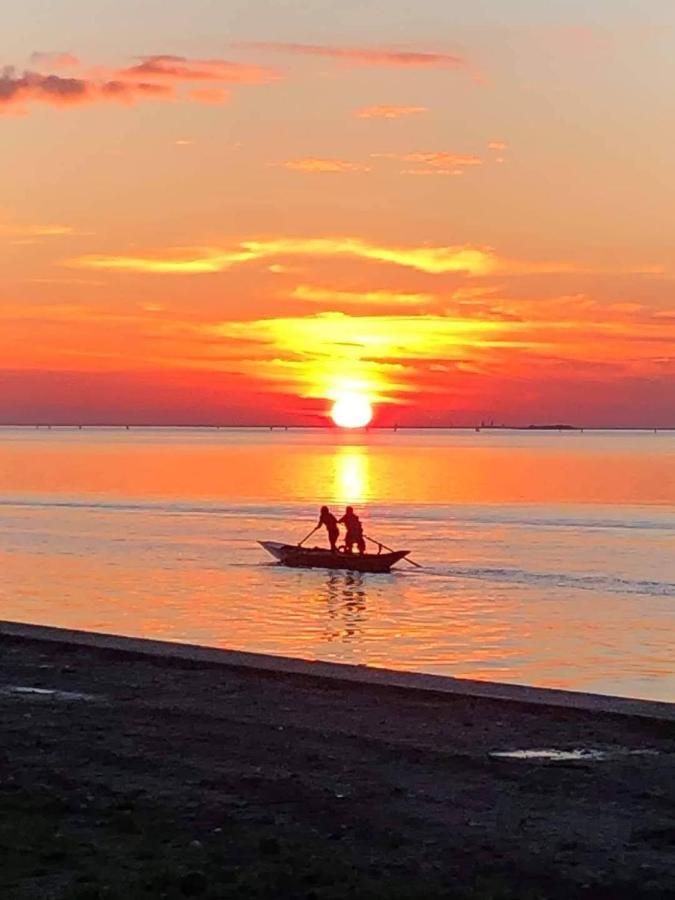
[317,505,340,552]
[339,506,365,554]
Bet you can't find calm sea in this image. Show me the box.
[0,427,673,702]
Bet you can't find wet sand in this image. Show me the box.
[0,629,674,899]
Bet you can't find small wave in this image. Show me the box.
[373,507,675,533]
[0,497,304,520]
[2,497,673,534]
[429,565,675,598]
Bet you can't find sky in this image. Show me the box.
[2,0,674,426]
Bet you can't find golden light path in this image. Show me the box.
[333,448,370,504]
[331,394,374,428]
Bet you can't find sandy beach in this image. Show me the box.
[1,626,674,899]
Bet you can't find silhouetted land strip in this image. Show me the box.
[1,424,674,432]
[1,632,674,899]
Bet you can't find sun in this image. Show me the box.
[330,394,373,429]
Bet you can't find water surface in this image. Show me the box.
[0,428,673,701]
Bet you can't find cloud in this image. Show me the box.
[357,105,428,119]
[30,52,80,69]
[186,87,230,104]
[2,52,277,114]
[402,168,466,177]
[488,140,508,151]
[238,42,465,69]
[280,158,371,174]
[376,151,483,173]
[68,237,502,276]
[206,312,520,402]
[67,235,666,279]
[0,67,172,113]
[0,220,75,238]
[68,246,254,274]
[117,54,277,85]
[292,285,434,306]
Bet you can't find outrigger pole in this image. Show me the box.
[365,534,422,568]
[297,525,319,547]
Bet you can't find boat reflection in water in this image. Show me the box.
[323,570,367,645]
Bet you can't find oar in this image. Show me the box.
[365,534,422,568]
[297,525,319,547]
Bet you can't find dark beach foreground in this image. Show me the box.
[0,625,674,900]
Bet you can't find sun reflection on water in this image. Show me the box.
[332,447,370,504]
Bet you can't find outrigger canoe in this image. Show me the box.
[259,541,410,573]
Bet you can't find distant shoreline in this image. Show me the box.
[0,424,673,432]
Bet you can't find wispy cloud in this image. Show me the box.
[67,235,665,279]
[0,220,76,240]
[238,42,465,69]
[356,105,428,119]
[292,285,434,306]
[279,158,371,174]
[487,140,508,151]
[30,52,80,69]
[117,54,277,85]
[375,151,483,174]
[68,237,499,275]
[186,87,231,105]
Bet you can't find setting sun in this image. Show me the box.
[330,394,373,428]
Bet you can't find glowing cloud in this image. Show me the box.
[117,55,277,85]
[357,105,428,119]
[239,42,465,69]
[292,285,434,306]
[68,237,501,275]
[0,220,75,238]
[280,158,371,174]
[376,151,482,173]
[207,312,525,403]
[69,236,662,279]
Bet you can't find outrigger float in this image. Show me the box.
[259,541,410,574]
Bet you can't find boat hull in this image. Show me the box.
[259,541,409,573]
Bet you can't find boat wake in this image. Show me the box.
[424,565,675,598]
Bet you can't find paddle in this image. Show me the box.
[365,534,422,568]
[297,525,319,547]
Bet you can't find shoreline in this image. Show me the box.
[1,621,674,898]
[1,620,673,721]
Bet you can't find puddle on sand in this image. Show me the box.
[0,685,97,701]
[489,748,660,762]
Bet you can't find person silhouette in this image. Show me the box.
[339,506,365,554]
[317,505,339,552]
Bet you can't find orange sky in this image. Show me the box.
[2,2,675,425]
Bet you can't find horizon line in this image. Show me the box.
[0,424,672,432]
